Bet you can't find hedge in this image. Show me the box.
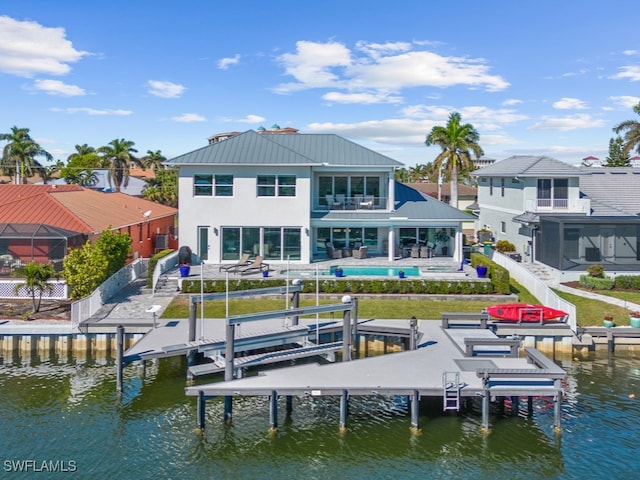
[146,249,175,288]
[180,277,496,295]
[469,253,510,294]
[614,275,640,290]
[579,274,615,290]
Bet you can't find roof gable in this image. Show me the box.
[473,155,583,178]
[578,167,640,216]
[167,130,403,168]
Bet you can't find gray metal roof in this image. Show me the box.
[166,130,403,167]
[311,182,474,222]
[579,168,640,216]
[473,155,583,178]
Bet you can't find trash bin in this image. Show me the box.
[483,242,493,256]
[178,246,192,265]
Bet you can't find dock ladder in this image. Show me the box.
[443,371,462,411]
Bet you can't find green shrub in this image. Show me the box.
[495,240,516,252]
[579,274,614,290]
[615,275,640,290]
[586,264,605,278]
[146,249,175,287]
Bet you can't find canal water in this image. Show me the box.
[1,352,639,479]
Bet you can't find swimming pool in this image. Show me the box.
[281,265,421,277]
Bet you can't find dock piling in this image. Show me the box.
[269,391,278,431]
[339,390,349,431]
[410,390,420,431]
[197,390,206,431]
[116,325,124,395]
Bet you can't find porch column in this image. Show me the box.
[388,176,395,211]
[453,231,463,263]
[388,227,395,262]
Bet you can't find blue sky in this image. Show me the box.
[1,0,639,168]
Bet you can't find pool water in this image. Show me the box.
[329,265,421,276]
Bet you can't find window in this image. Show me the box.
[489,178,494,195]
[500,222,506,234]
[215,175,233,196]
[194,174,213,196]
[537,178,568,208]
[257,175,297,197]
[501,178,505,197]
[318,175,382,207]
[223,226,301,261]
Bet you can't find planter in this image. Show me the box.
[603,319,615,328]
[262,270,269,278]
[476,265,488,278]
[179,265,190,277]
[398,271,406,279]
[335,269,344,278]
[630,317,640,328]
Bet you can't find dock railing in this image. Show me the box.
[491,251,577,332]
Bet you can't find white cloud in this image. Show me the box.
[0,15,89,76]
[218,54,240,70]
[502,98,522,106]
[553,97,588,110]
[529,114,604,131]
[609,95,640,108]
[51,107,132,116]
[32,79,85,96]
[274,40,509,99]
[623,50,639,56]
[147,80,186,98]
[172,113,206,123]
[401,104,528,131]
[610,65,640,81]
[322,91,403,104]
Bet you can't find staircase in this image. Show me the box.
[153,273,180,296]
[443,371,462,411]
[521,262,557,284]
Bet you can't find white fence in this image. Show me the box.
[70,258,148,330]
[491,251,577,332]
[0,279,68,299]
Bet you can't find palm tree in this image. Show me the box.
[613,102,640,157]
[425,112,483,209]
[141,149,166,173]
[0,126,52,184]
[13,261,55,313]
[97,138,139,192]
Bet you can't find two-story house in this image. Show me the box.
[167,130,473,264]
[474,156,640,279]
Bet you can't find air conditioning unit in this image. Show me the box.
[585,247,601,262]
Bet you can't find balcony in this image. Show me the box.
[525,197,590,214]
[315,195,388,211]
[537,198,568,209]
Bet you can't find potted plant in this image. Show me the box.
[398,270,406,279]
[603,315,615,328]
[476,264,488,278]
[435,230,450,256]
[629,311,640,328]
[334,266,344,278]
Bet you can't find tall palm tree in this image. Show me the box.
[613,102,640,157]
[0,126,52,184]
[425,112,483,208]
[97,138,139,192]
[141,149,166,173]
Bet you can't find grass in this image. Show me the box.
[553,289,633,327]
[160,279,631,327]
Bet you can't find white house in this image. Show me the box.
[166,130,474,264]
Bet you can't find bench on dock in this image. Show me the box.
[441,311,489,329]
[464,337,521,357]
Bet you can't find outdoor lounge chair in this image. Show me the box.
[325,242,343,259]
[219,253,251,272]
[325,194,342,210]
[352,245,368,259]
[359,195,374,209]
[239,255,269,276]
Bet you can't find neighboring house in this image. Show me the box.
[47,169,149,196]
[166,130,473,264]
[0,185,178,268]
[473,156,640,279]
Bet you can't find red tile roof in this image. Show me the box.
[0,184,177,234]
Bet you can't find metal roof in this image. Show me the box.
[0,223,82,239]
[473,155,584,178]
[166,130,403,168]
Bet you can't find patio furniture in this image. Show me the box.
[325,194,342,210]
[239,256,269,276]
[219,253,251,272]
[359,195,374,209]
[352,245,368,259]
[325,242,343,259]
[410,245,420,258]
[335,194,345,208]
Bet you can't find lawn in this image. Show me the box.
[553,289,634,327]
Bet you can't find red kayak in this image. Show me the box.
[486,303,568,323]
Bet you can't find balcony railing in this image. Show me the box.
[316,195,388,211]
[537,198,568,209]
